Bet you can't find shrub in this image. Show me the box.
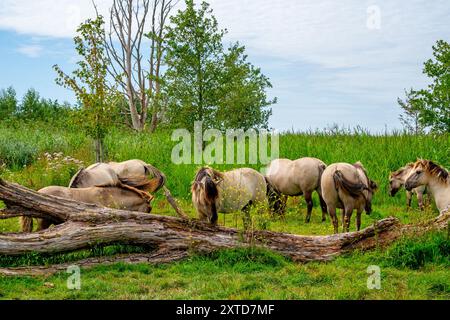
[0,138,37,169]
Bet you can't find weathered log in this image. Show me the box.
[0,179,448,276]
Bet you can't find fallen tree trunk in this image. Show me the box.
[0,179,448,276]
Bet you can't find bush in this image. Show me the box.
[0,138,37,169]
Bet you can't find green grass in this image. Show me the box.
[0,121,449,300]
[0,237,449,300]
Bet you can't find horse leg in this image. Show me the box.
[318,191,328,222]
[343,207,353,233]
[20,217,33,233]
[406,191,412,209]
[119,182,154,203]
[304,191,313,223]
[417,192,424,211]
[356,208,362,231]
[328,206,339,234]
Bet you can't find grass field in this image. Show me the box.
[0,121,449,300]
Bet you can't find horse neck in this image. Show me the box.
[427,177,450,211]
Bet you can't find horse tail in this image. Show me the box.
[317,162,327,193]
[20,216,33,233]
[333,170,366,198]
[144,164,166,193]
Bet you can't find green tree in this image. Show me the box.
[400,40,450,133]
[0,87,18,119]
[163,0,275,130]
[397,89,425,135]
[164,0,224,129]
[419,40,450,133]
[216,44,275,130]
[54,16,116,162]
[19,88,42,119]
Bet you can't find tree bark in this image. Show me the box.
[0,179,448,276]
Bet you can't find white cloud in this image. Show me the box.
[17,44,43,58]
[0,0,111,38]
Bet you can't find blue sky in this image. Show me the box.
[0,0,449,132]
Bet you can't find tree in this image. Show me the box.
[397,89,425,134]
[216,44,275,130]
[164,0,224,130]
[419,40,450,133]
[0,87,17,119]
[100,0,176,132]
[163,0,275,130]
[54,16,116,162]
[399,40,450,133]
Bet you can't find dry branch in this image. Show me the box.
[0,179,448,276]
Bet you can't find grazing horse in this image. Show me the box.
[405,159,449,214]
[265,158,328,222]
[20,186,151,232]
[321,162,378,233]
[69,159,166,200]
[191,167,267,228]
[389,164,428,210]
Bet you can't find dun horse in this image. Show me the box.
[69,159,166,200]
[405,159,449,214]
[321,162,378,233]
[21,159,165,232]
[265,158,327,222]
[191,167,267,228]
[389,163,428,210]
[20,186,151,232]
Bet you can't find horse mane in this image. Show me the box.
[68,168,86,188]
[390,163,414,179]
[415,159,449,182]
[192,167,222,201]
[333,170,367,198]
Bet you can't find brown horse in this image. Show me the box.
[191,167,267,228]
[405,159,449,214]
[389,163,428,210]
[265,157,327,222]
[20,186,151,232]
[321,162,378,233]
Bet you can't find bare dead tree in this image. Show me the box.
[100,0,176,132]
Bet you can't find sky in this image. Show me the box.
[0,0,449,132]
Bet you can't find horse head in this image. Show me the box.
[191,167,223,224]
